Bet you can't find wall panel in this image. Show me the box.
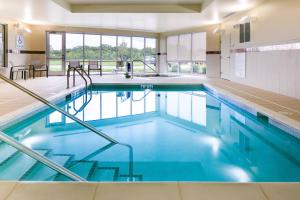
[230,50,300,99]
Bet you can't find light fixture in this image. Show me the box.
[13,23,32,34]
[213,27,225,34]
[239,16,258,23]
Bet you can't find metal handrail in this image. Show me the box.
[80,68,93,88]
[131,60,158,78]
[0,74,119,144]
[132,90,152,102]
[0,131,86,182]
[70,90,92,116]
[131,60,157,73]
[67,67,92,89]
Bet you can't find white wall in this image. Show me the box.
[221,0,300,99]
[229,50,300,98]
[206,54,220,78]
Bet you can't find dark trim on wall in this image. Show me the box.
[7,49,46,54]
[20,50,46,54]
[206,51,221,54]
[230,48,247,53]
[158,51,221,56]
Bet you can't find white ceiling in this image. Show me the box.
[0,0,263,33]
[66,0,204,4]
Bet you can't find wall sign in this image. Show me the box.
[16,34,25,49]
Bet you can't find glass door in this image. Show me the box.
[0,24,5,68]
[46,32,65,75]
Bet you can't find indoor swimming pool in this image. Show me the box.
[0,84,300,182]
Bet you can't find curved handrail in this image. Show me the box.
[0,74,119,144]
[67,66,93,115]
[80,69,93,89]
[132,90,152,102]
[0,131,86,182]
[131,60,158,78]
[71,90,93,116]
[67,67,92,89]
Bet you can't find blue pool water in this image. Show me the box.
[1,84,300,182]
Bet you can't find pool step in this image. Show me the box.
[21,153,73,181]
[89,167,120,182]
[55,161,97,181]
[0,149,48,180]
[0,143,18,164]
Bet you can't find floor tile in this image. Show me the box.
[95,183,181,200]
[6,182,97,200]
[0,182,17,199]
[179,183,267,200]
[260,183,300,200]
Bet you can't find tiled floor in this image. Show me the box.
[0,182,299,200]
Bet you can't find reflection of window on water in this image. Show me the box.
[47,91,157,125]
[102,92,117,119]
[239,131,250,155]
[48,111,64,125]
[117,92,131,117]
[166,92,207,126]
[132,92,145,115]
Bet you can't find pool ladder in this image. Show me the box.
[67,66,93,89]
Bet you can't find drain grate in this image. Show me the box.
[257,112,269,122]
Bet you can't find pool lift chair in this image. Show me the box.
[130,59,159,78]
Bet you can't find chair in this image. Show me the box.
[68,61,82,69]
[10,65,30,80]
[31,61,48,79]
[88,61,102,76]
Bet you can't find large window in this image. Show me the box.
[66,33,84,67]
[167,32,206,74]
[49,32,157,74]
[84,34,100,69]
[145,38,157,72]
[132,37,145,73]
[117,36,131,72]
[101,35,117,72]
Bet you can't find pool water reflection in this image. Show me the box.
[2,87,300,182]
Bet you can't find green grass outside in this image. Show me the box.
[49,60,147,73]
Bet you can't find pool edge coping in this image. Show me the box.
[203,83,300,139]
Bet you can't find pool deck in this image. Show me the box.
[0,74,300,199]
[0,182,299,200]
